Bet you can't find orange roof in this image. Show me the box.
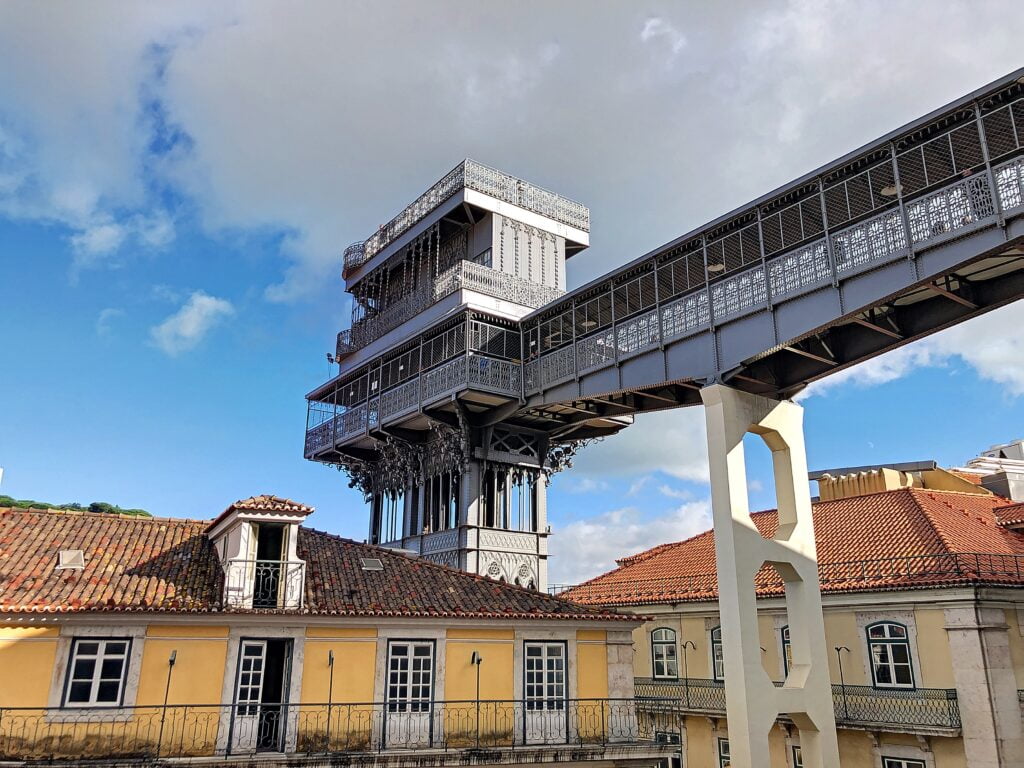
[205,494,314,532]
[995,502,1024,527]
[0,507,629,621]
[564,488,1024,607]
[948,469,986,485]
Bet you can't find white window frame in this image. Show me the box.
[867,621,915,689]
[717,736,731,768]
[711,626,725,682]
[62,637,132,707]
[781,625,792,677]
[524,641,567,711]
[386,640,435,713]
[792,744,803,768]
[882,759,925,768]
[651,628,679,679]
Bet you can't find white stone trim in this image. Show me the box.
[46,624,147,721]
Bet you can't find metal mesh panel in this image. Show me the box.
[469,321,521,361]
[982,101,1021,160]
[540,310,573,353]
[421,325,466,370]
[613,271,657,320]
[379,349,420,391]
[574,293,613,336]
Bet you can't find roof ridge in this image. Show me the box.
[0,506,196,524]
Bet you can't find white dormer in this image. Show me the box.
[207,495,313,610]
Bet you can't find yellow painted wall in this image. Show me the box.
[576,631,608,700]
[1006,607,1024,685]
[443,633,514,701]
[823,611,868,685]
[681,617,710,677]
[914,608,955,688]
[136,626,229,706]
[0,626,59,707]
[302,638,378,703]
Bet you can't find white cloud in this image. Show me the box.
[95,307,125,337]
[570,408,709,483]
[626,475,652,496]
[549,500,712,585]
[149,290,235,356]
[658,484,692,500]
[3,1,1019,302]
[70,221,127,265]
[563,477,610,494]
[639,17,687,58]
[801,301,1024,399]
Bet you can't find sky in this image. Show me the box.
[1,1,1023,586]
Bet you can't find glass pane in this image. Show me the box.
[77,642,100,656]
[67,681,92,702]
[895,665,913,685]
[73,659,96,680]
[96,680,120,702]
[100,659,124,679]
[104,642,127,655]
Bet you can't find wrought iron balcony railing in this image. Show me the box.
[635,677,960,732]
[337,260,564,360]
[344,159,590,273]
[306,353,521,455]
[222,559,305,610]
[0,698,649,761]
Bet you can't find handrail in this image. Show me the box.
[634,677,960,730]
[0,697,647,760]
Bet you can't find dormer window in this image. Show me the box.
[207,496,313,611]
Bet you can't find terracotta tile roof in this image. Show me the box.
[948,470,986,485]
[0,507,627,621]
[995,502,1024,527]
[205,494,314,532]
[563,488,1024,607]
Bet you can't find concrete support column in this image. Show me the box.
[700,384,839,768]
[945,606,1024,767]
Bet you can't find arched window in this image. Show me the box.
[711,626,724,681]
[651,628,678,679]
[866,621,914,688]
[781,625,792,677]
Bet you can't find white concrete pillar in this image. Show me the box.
[700,384,839,768]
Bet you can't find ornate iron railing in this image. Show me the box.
[305,353,522,455]
[339,260,562,359]
[0,698,648,760]
[634,678,960,731]
[344,159,590,273]
[222,559,305,610]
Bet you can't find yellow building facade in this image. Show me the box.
[565,470,1024,768]
[0,497,663,767]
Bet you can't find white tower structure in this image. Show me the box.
[305,161,630,591]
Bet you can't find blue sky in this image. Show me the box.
[1,1,1022,584]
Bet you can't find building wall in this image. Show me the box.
[0,626,59,707]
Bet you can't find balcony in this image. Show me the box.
[338,259,564,360]
[222,559,305,610]
[634,677,960,735]
[0,698,665,764]
[306,353,521,456]
[344,159,590,273]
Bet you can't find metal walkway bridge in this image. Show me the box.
[517,69,1024,426]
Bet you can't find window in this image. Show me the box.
[792,745,803,768]
[524,642,566,710]
[717,737,731,768]
[64,638,131,706]
[651,628,679,679]
[236,640,267,716]
[471,248,493,268]
[781,625,792,677]
[655,731,682,768]
[882,759,925,768]
[387,641,434,712]
[711,626,725,681]
[867,622,914,688]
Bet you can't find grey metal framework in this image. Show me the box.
[306,68,1024,592]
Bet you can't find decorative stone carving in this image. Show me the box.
[479,529,537,554]
[479,552,538,588]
